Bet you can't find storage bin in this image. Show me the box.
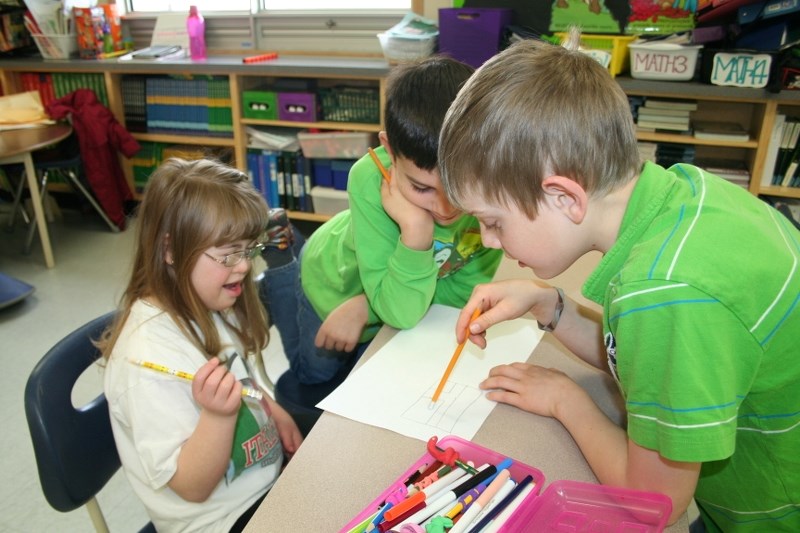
[629,43,702,81]
[242,90,277,120]
[298,132,374,159]
[378,32,437,63]
[277,92,317,122]
[31,33,77,60]
[701,49,773,88]
[555,33,637,78]
[319,86,381,124]
[438,8,512,68]
[310,186,349,216]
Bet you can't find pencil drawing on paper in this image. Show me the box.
[402,381,483,432]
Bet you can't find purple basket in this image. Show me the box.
[438,8,512,68]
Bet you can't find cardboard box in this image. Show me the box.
[242,90,278,120]
[439,8,512,68]
[277,92,317,122]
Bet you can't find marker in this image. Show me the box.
[377,500,426,533]
[129,359,263,400]
[396,466,489,528]
[397,461,502,529]
[462,478,515,530]
[444,484,485,519]
[464,474,534,533]
[242,52,278,63]
[368,147,392,183]
[446,469,511,533]
[365,501,394,532]
[431,305,482,404]
[383,466,469,521]
[478,483,534,533]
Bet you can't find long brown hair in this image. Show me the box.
[98,158,270,360]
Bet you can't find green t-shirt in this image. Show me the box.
[301,146,502,342]
[584,162,800,532]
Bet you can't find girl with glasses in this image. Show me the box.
[97,158,302,532]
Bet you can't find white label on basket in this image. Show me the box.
[710,53,772,88]
[633,50,694,76]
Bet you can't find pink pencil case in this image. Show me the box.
[339,435,545,532]
[340,435,673,532]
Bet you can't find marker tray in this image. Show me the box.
[502,479,672,532]
[340,435,545,532]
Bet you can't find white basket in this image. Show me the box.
[298,132,374,159]
[31,33,77,59]
[378,33,436,63]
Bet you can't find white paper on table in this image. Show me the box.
[317,304,544,442]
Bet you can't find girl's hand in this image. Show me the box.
[315,294,369,352]
[480,362,584,419]
[192,357,242,418]
[265,397,303,459]
[456,280,548,347]
[380,176,434,251]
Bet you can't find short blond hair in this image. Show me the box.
[439,29,640,218]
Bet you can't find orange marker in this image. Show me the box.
[242,52,278,64]
[368,147,392,183]
[431,306,482,404]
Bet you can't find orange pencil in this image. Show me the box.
[431,306,482,404]
[368,147,392,183]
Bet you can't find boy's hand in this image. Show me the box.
[457,280,546,347]
[480,362,585,419]
[380,177,434,251]
[315,294,369,352]
[192,357,242,417]
[264,397,303,459]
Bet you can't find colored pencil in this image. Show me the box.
[368,147,392,183]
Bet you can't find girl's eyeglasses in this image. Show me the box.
[204,243,265,267]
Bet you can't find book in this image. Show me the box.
[775,119,800,185]
[692,120,750,142]
[762,114,787,186]
[643,98,698,111]
[635,106,691,117]
[638,112,691,125]
[637,119,691,132]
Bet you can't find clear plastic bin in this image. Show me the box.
[298,132,375,159]
[31,33,77,59]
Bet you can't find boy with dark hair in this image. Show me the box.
[439,31,800,531]
[261,56,503,385]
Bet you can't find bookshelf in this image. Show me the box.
[617,77,800,199]
[2,59,798,221]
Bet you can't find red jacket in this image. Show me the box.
[48,89,140,230]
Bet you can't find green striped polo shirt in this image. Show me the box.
[584,162,800,531]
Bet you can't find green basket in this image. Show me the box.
[319,86,380,124]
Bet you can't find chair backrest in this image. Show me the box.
[24,312,119,513]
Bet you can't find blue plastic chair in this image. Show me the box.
[24,312,155,533]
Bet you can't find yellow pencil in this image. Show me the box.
[431,306,483,404]
[368,147,392,183]
[130,359,263,400]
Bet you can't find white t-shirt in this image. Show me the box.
[104,300,283,533]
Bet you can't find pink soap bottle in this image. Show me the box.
[186,5,206,60]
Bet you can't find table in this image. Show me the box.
[245,254,690,531]
[0,123,72,268]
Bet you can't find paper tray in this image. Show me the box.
[339,435,546,532]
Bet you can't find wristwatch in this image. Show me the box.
[537,287,565,332]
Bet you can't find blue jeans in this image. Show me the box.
[258,240,369,385]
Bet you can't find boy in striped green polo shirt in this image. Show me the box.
[437,30,800,532]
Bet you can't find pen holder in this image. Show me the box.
[31,33,78,60]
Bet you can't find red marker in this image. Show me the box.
[243,52,278,64]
